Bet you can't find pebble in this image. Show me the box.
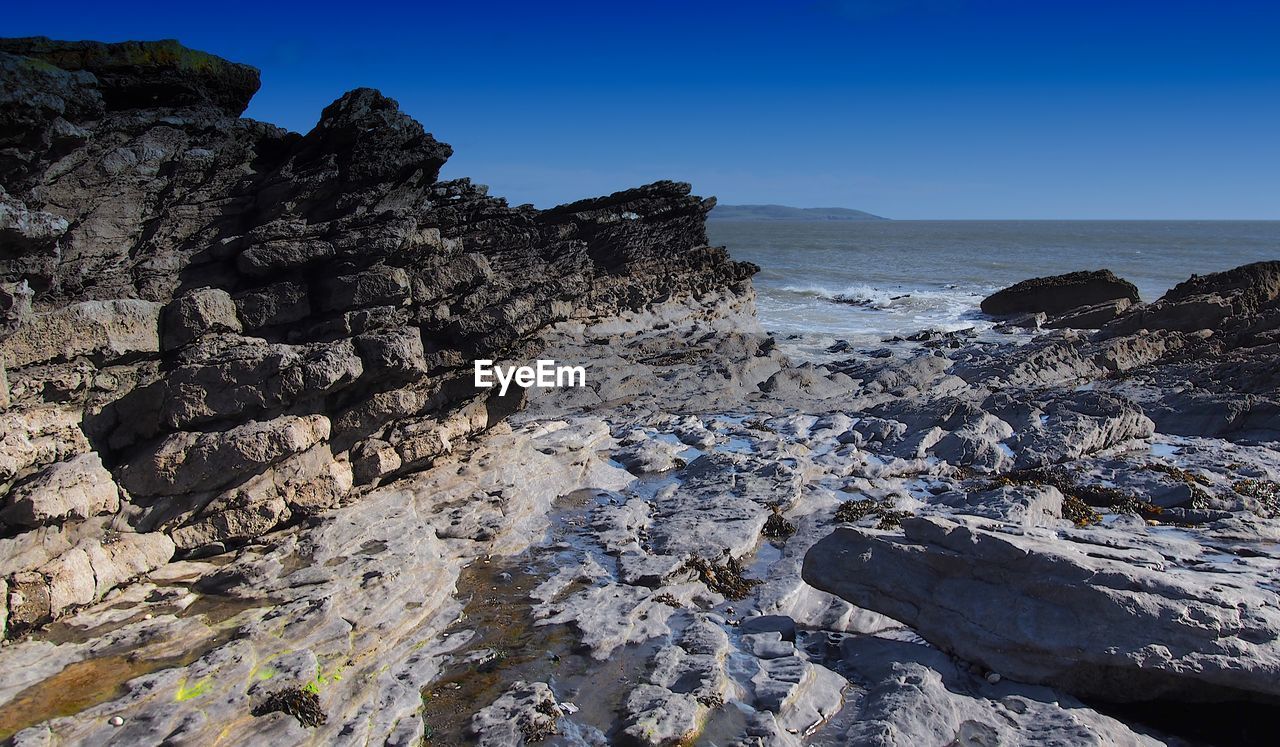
[109,716,124,727]
[986,672,1002,684]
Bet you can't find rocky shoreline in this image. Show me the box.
[2,36,1279,747]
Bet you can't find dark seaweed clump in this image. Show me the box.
[762,506,796,538]
[520,699,560,742]
[1145,463,1211,486]
[986,467,1161,522]
[1061,494,1103,527]
[1234,479,1280,517]
[683,553,762,600]
[834,498,912,529]
[252,688,327,727]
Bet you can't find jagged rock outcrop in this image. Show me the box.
[0,37,260,115]
[981,269,1140,324]
[1108,260,1280,337]
[0,37,756,637]
[3,33,1276,747]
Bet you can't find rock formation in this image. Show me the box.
[981,269,1140,329]
[2,33,1279,747]
[804,516,1280,703]
[0,36,754,637]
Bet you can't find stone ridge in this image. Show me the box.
[0,37,261,115]
[1163,260,1280,313]
[0,37,756,636]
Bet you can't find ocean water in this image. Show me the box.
[708,220,1280,354]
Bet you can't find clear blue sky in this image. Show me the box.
[7,1,1279,218]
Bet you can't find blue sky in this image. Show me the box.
[6,0,1279,218]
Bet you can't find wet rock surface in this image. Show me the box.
[0,34,1278,747]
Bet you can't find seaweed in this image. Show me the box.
[519,699,560,742]
[1062,494,1103,527]
[476,649,509,674]
[1145,463,1211,486]
[682,553,762,600]
[761,506,796,538]
[986,466,1160,522]
[833,498,913,529]
[654,594,682,608]
[1233,479,1280,517]
[252,687,327,727]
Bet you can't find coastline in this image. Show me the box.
[1,38,1279,747]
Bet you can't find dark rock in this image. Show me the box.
[317,266,411,313]
[0,52,102,186]
[0,35,757,641]
[1109,261,1280,335]
[106,339,363,445]
[0,37,259,115]
[160,287,242,350]
[354,327,428,381]
[1164,260,1280,314]
[234,282,311,330]
[981,270,1139,316]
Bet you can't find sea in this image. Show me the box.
[707,220,1280,358]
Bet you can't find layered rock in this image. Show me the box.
[803,515,1280,703]
[0,37,260,115]
[1109,260,1280,337]
[2,32,1277,747]
[0,37,756,638]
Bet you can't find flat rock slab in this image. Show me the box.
[836,635,1161,746]
[802,514,1280,703]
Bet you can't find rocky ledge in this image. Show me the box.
[2,34,1279,747]
[0,36,756,640]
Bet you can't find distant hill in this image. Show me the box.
[709,204,888,221]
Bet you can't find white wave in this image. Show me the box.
[775,282,983,313]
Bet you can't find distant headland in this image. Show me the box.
[709,204,888,221]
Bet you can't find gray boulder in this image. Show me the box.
[837,635,1161,746]
[803,515,1280,703]
[1,281,34,339]
[469,680,560,746]
[1109,260,1280,335]
[5,531,173,638]
[1043,298,1133,329]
